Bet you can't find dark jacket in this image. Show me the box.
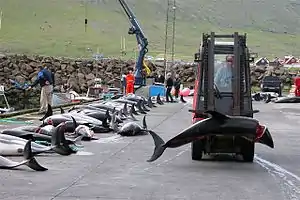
[173,78,181,90]
[31,68,54,87]
[166,77,173,88]
[155,75,165,83]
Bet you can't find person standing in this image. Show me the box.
[121,74,127,95]
[126,69,135,94]
[165,72,174,102]
[27,64,54,114]
[173,73,181,99]
[154,71,165,84]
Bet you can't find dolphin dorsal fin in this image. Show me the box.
[60,107,65,114]
[204,110,229,121]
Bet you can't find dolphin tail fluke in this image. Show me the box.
[157,94,163,105]
[137,100,146,114]
[24,140,48,171]
[110,111,120,132]
[129,105,138,121]
[147,96,154,108]
[147,130,166,162]
[180,95,187,103]
[39,104,53,121]
[142,101,150,112]
[123,102,129,116]
[142,115,147,130]
[105,109,111,122]
[102,112,110,128]
[131,105,139,116]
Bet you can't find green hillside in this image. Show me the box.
[0,0,300,60]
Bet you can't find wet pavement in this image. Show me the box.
[0,98,299,200]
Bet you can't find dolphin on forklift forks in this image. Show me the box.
[147,110,274,162]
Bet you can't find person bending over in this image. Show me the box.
[27,65,54,114]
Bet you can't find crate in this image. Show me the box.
[149,85,166,97]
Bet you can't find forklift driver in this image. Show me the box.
[214,55,234,92]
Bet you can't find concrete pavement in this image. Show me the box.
[0,99,299,199]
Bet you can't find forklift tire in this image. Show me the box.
[191,140,203,161]
[241,140,255,162]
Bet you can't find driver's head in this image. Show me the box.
[226,55,234,66]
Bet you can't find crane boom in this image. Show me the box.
[118,0,149,86]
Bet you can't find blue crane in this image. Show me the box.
[118,0,149,86]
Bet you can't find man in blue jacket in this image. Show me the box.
[27,64,54,114]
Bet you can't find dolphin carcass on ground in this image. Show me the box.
[68,105,124,124]
[251,92,278,102]
[89,101,139,120]
[124,94,158,109]
[112,114,148,136]
[0,140,48,171]
[1,121,83,152]
[37,116,96,141]
[0,122,74,156]
[112,98,148,114]
[89,101,130,116]
[147,110,274,162]
[123,96,151,112]
[40,105,113,133]
[265,95,300,103]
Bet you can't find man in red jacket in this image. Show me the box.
[126,70,135,94]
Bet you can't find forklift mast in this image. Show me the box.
[193,32,256,120]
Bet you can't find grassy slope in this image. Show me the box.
[0,0,300,60]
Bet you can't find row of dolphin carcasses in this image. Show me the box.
[0,93,165,171]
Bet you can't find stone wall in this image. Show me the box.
[0,54,198,94]
[0,54,296,109]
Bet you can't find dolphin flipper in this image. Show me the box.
[137,100,147,114]
[147,130,167,162]
[56,123,78,155]
[50,123,75,155]
[142,102,150,112]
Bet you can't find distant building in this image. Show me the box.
[255,57,269,66]
[284,55,299,65]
